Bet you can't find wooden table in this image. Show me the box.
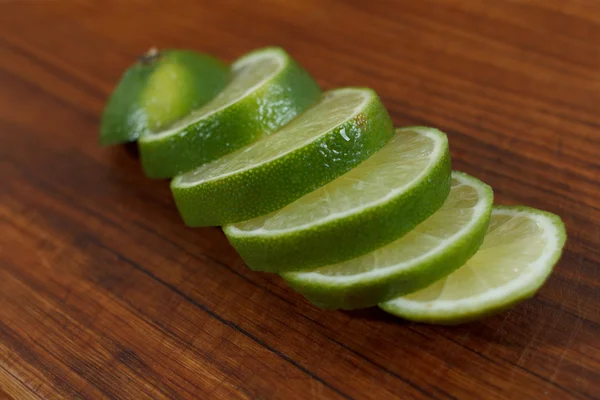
[2,1,599,399]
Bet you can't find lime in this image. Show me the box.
[100,48,229,146]
[138,47,321,178]
[380,206,567,324]
[172,87,394,226]
[225,127,452,273]
[282,172,492,309]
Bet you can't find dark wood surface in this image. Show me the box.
[1,1,599,399]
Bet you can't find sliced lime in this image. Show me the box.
[380,206,567,324]
[100,48,229,146]
[282,172,492,308]
[224,127,451,273]
[138,47,321,178]
[172,87,394,226]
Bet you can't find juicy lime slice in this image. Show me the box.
[172,87,394,226]
[225,127,452,273]
[138,47,321,178]
[100,48,229,145]
[282,172,492,309]
[380,206,567,324]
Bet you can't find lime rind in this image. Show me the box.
[174,88,375,189]
[224,127,452,273]
[100,49,229,146]
[146,48,284,139]
[283,172,493,309]
[379,206,566,324]
[100,60,155,145]
[138,47,321,178]
[141,50,230,132]
[172,88,395,226]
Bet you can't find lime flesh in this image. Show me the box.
[138,47,321,178]
[172,87,395,226]
[283,172,492,309]
[225,127,451,273]
[380,206,566,324]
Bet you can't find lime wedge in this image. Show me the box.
[138,47,321,178]
[172,87,394,226]
[225,127,452,273]
[380,206,567,324]
[100,48,229,146]
[282,172,492,308]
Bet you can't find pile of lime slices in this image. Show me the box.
[101,47,566,324]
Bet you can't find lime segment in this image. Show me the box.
[282,172,492,309]
[100,49,229,145]
[225,127,452,273]
[380,206,566,324]
[172,87,395,226]
[139,47,321,178]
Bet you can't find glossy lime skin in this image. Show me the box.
[138,48,322,179]
[100,49,229,146]
[225,127,452,274]
[173,88,394,227]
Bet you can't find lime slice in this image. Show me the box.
[224,126,452,273]
[172,87,394,226]
[380,206,567,324]
[282,172,492,309]
[138,47,321,178]
[100,48,229,145]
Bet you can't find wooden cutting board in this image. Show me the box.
[1,1,599,398]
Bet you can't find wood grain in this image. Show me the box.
[1,0,599,399]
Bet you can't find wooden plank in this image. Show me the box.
[1,0,599,398]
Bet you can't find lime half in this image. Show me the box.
[100,48,229,145]
[172,87,394,226]
[225,127,452,273]
[380,206,567,324]
[138,47,321,178]
[283,172,492,309]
